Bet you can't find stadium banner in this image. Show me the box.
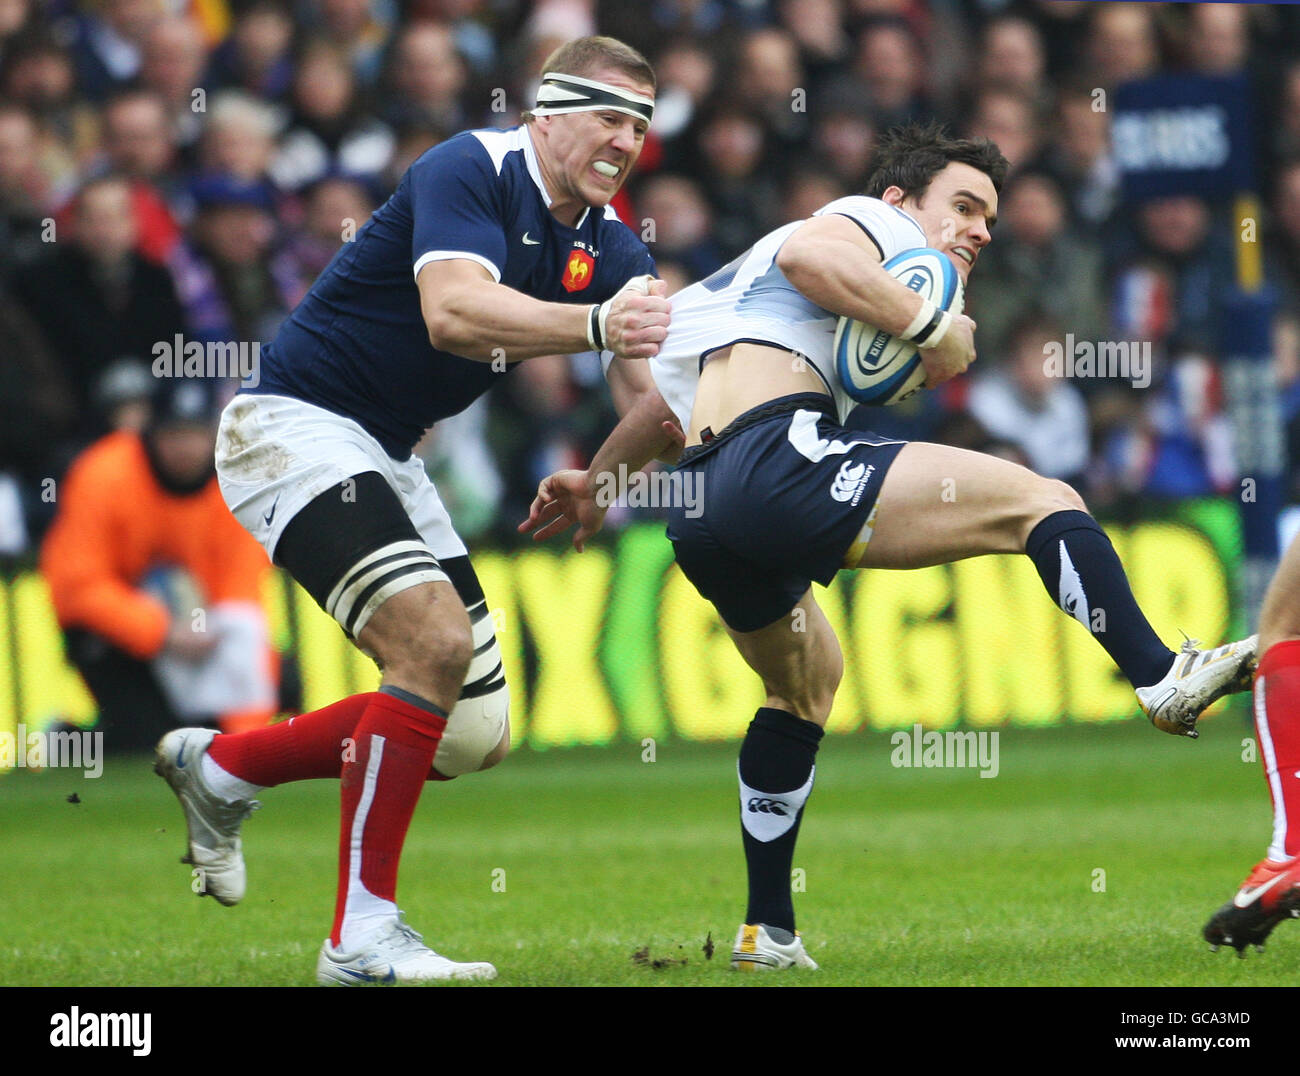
[1,506,1242,756]
[1111,73,1255,201]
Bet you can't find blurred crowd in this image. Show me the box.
[3,0,1300,555]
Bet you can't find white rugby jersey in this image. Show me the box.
[647,195,927,429]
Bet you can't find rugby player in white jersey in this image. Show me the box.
[523,122,1258,971]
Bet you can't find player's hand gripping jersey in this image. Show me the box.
[648,195,925,429]
[254,126,654,459]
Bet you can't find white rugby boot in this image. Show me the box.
[1136,634,1258,738]
[730,923,819,971]
[317,916,497,985]
[154,728,259,905]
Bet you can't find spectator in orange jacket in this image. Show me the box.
[41,377,277,749]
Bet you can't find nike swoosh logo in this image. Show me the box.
[337,965,396,983]
[1233,871,1291,908]
[522,232,540,245]
[263,496,280,526]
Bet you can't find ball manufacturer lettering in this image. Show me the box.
[834,248,964,406]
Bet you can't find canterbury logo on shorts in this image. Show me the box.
[830,460,875,504]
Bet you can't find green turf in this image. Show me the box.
[1,707,1293,986]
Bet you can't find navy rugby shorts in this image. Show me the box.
[666,393,908,633]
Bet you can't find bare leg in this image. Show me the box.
[357,580,472,708]
[857,441,1084,569]
[1259,533,1300,652]
[726,590,843,727]
[856,440,1254,732]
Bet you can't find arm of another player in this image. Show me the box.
[589,352,685,472]
[418,260,670,362]
[775,213,976,387]
[518,357,684,551]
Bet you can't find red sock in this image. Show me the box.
[207,694,378,787]
[1255,640,1300,860]
[331,691,446,947]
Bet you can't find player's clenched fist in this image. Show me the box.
[919,313,976,388]
[591,275,671,359]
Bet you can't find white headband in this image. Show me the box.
[532,71,655,125]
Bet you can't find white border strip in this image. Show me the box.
[413,250,502,284]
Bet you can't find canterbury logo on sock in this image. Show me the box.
[1058,541,1090,628]
[738,766,815,843]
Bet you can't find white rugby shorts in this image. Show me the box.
[215,393,467,565]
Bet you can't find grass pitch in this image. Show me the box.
[1,707,1294,988]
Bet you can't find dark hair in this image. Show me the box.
[864,120,1009,200]
[1007,305,1062,350]
[75,171,132,208]
[0,98,36,127]
[1004,165,1066,202]
[1273,154,1300,196]
[2,30,70,66]
[856,14,923,53]
[103,85,168,117]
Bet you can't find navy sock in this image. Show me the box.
[1026,510,1174,689]
[737,707,824,933]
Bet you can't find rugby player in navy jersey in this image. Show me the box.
[523,123,1259,971]
[154,36,683,984]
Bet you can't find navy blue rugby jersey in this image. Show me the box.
[252,125,655,459]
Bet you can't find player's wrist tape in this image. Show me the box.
[587,303,606,351]
[589,276,654,353]
[915,309,952,350]
[902,299,953,350]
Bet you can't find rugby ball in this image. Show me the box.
[833,247,964,406]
